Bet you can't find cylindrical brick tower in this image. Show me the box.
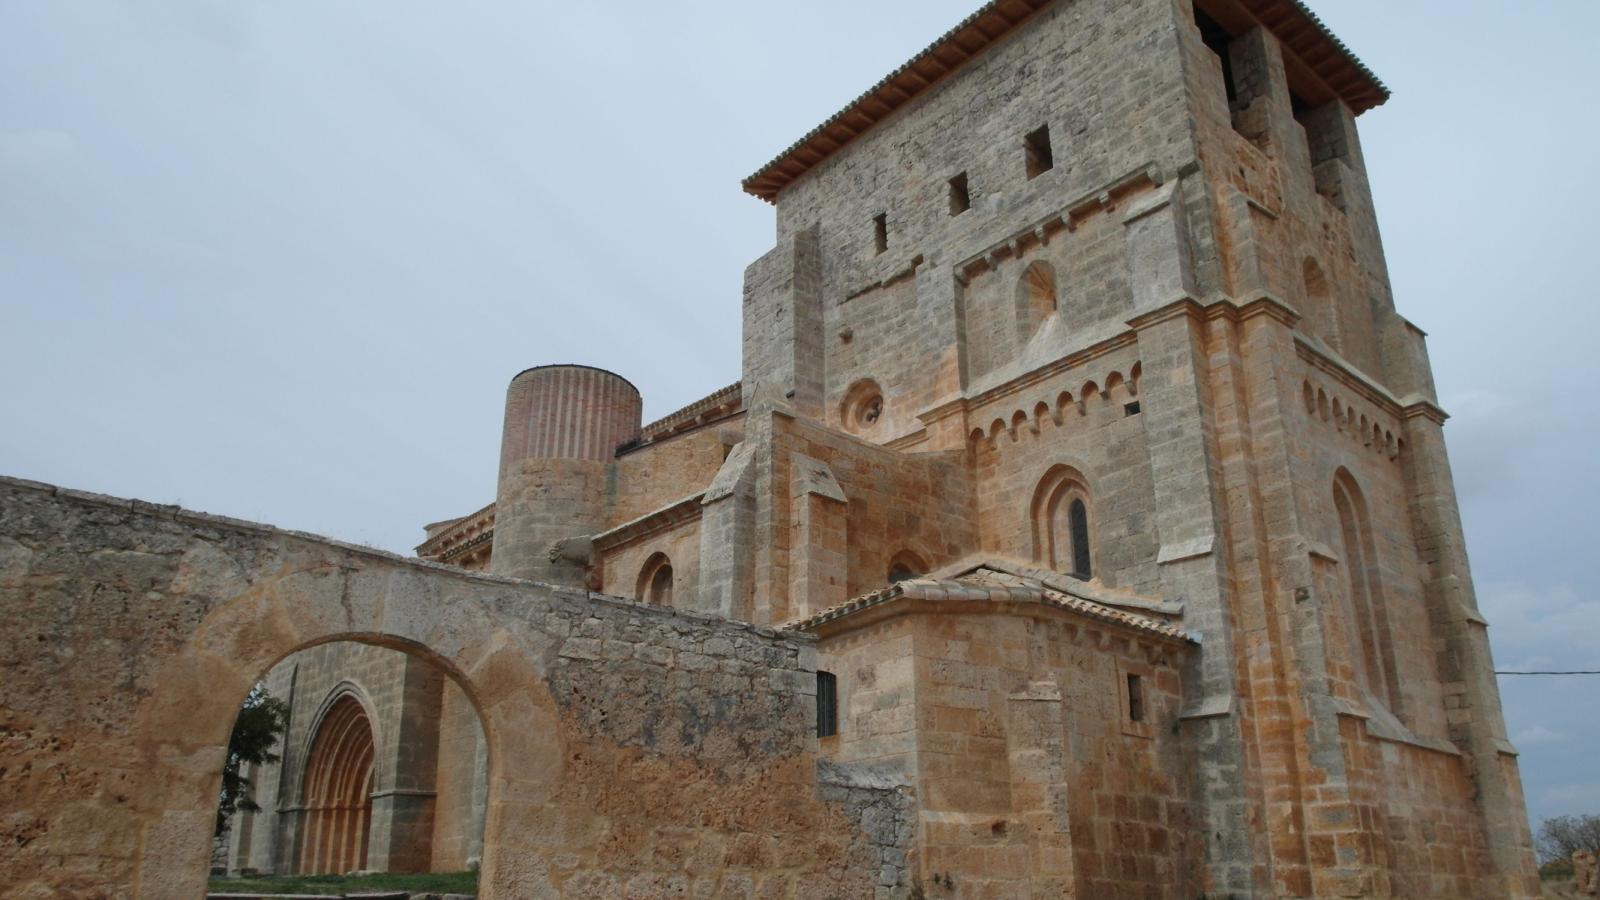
[490,365,642,584]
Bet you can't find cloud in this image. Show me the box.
[1478,581,1600,669]
[1440,388,1530,502]
[1513,725,1567,747]
[1537,782,1600,818]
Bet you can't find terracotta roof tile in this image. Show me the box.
[742,0,1388,203]
[788,564,1191,643]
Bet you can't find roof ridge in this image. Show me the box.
[787,565,1190,642]
[741,0,1388,203]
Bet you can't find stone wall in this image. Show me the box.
[1171,2,1539,893]
[270,642,441,874]
[612,425,741,526]
[966,349,1155,595]
[749,0,1193,426]
[429,676,488,872]
[0,476,914,899]
[752,411,978,625]
[597,517,702,608]
[815,598,1195,898]
[221,640,490,876]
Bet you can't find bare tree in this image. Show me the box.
[1537,814,1600,864]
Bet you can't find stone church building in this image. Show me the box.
[3,0,1541,897]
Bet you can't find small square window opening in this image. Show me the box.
[1024,125,1054,179]
[948,172,971,216]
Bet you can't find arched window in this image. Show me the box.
[1333,469,1400,713]
[1068,498,1091,579]
[1030,465,1093,580]
[298,694,374,875]
[1015,260,1058,342]
[636,552,673,606]
[886,550,929,585]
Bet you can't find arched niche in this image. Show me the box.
[1030,464,1094,580]
[1332,468,1402,716]
[1015,259,1058,342]
[636,552,674,606]
[886,550,930,585]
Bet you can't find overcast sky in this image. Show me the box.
[2,0,1596,833]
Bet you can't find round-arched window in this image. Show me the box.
[1030,465,1093,580]
[636,552,674,606]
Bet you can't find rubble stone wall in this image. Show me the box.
[0,476,913,899]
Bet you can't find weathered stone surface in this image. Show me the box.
[7,0,1543,896]
[1577,849,1599,896]
[0,479,906,899]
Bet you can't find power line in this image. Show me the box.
[1495,670,1600,676]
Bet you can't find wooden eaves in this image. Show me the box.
[741,0,1389,204]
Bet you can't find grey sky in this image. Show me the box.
[2,1,1596,832]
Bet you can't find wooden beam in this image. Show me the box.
[898,69,932,90]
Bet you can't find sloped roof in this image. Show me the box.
[1239,0,1389,111]
[741,0,1388,203]
[787,561,1191,643]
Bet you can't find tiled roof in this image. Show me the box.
[742,0,1054,203]
[590,493,706,552]
[788,563,1191,643]
[629,381,743,449]
[741,0,1388,203]
[1248,0,1389,110]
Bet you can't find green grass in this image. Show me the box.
[208,869,477,895]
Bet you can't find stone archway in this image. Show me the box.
[297,694,375,875]
[220,644,493,879]
[1,478,905,899]
[33,506,570,896]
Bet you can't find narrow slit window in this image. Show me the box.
[948,172,970,215]
[1127,673,1145,723]
[872,213,888,255]
[1024,125,1053,179]
[1124,401,1141,417]
[816,670,838,737]
[1068,497,1092,580]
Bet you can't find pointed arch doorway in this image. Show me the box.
[298,694,375,875]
